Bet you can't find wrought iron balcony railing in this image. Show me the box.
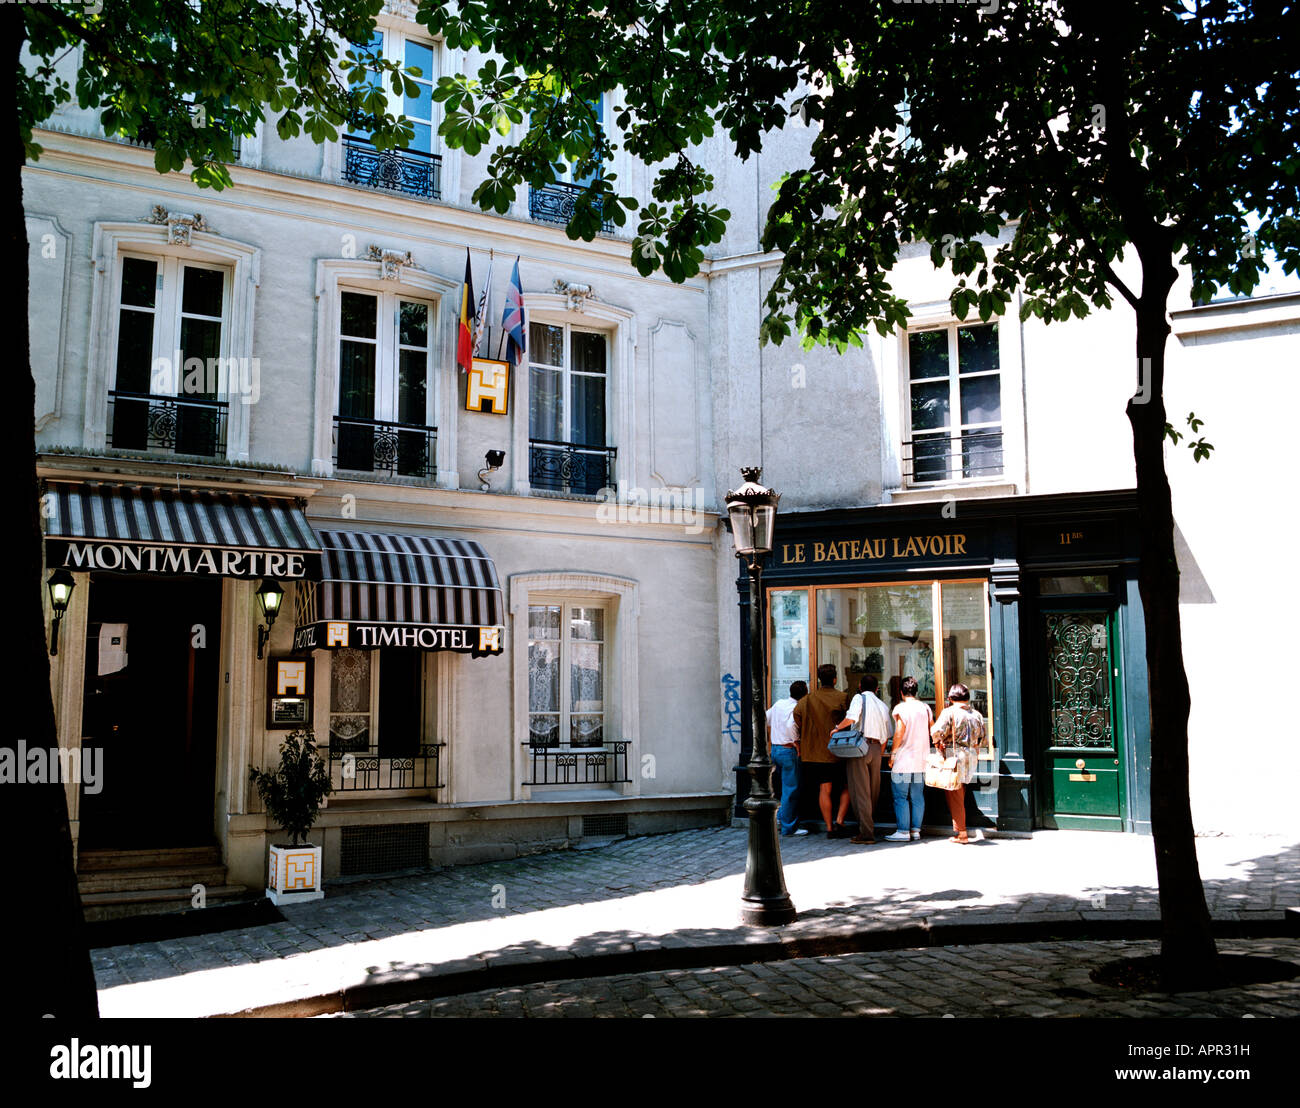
[902,428,1004,484]
[334,415,437,480]
[523,741,631,786]
[107,390,229,458]
[528,438,616,496]
[328,743,445,793]
[528,181,614,233]
[343,134,442,200]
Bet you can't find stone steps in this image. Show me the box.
[81,883,252,923]
[77,845,242,922]
[78,845,222,871]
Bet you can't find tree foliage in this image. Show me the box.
[418,0,1300,341]
[21,0,418,188]
[416,0,1300,987]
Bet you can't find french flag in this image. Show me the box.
[501,256,526,366]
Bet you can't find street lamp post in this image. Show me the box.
[725,467,796,926]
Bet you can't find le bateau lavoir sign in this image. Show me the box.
[775,526,987,571]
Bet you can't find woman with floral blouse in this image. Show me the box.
[930,683,985,844]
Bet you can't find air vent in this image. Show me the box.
[340,823,429,876]
[582,813,628,838]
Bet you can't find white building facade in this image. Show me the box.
[29,14,1297,918]
[29,11,730,912]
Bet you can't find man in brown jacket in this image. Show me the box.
[792,663,851,838]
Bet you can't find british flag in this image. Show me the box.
[501,256,526,366]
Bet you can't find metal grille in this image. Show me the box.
[333,415,437,479]
[1046,613,1113,749]
[329,744,444,792]
[524,742,631,785]
[528,439,616,495]
[582,813,628,838]
[343,135,442,200]
[902,428,1003,483]
[339,823,429,876]
[108,390,230,458]
[529,182,614,233]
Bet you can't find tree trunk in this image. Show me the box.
[1127,275,1220,990]
[3,10,100,1017]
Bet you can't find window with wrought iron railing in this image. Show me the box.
[528,321,613,495]
[107,255,232,460]
[335,289,437,479]
[904,321,1004,484]
[342,28,441,201]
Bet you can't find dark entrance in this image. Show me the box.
[79,574,222,849]
[1033,575,1127,830]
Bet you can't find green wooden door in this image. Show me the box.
[1041,610,1125,830]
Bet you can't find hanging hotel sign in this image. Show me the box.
[466,358,510,414]
[775,526,989,570]
[292,621,503,655]
[46,540,314,579]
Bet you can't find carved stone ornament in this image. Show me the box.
[553,279,596,313]
[145,205,211,245]
[367,244,416,280]
[382,0,419,21]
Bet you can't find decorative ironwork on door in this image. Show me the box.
[1045,612,1113,748]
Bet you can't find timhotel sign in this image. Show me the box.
[46,540,313,579]
[293,621,503,655]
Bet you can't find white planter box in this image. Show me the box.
[266,843,323,905]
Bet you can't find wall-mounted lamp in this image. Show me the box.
[256,579,284,660]
[479,449,506,491]
[46,569,76,656]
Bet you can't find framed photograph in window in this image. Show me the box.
[963,647,986,676]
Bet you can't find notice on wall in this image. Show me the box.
[98,623,128,676]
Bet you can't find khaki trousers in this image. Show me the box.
[845,742,883,839]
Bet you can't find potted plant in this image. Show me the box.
[249,728,332,905]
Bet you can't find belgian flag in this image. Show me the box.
[457,248,475,374]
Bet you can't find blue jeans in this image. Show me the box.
[891,771,926,832]
[771,744,801,835]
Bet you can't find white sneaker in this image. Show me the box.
[910,830,921,840]
[792,828,810,836]
[884,831,911,842]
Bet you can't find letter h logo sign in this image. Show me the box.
[466,358,510,414]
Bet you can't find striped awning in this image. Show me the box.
[42,481,320,579]
[292,530,504,655]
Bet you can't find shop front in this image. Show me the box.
[41,479,321,865]
[736,490,1151,834]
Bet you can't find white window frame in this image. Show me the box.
[327,19,457,202]
[526,600,609,750]
[313,258,460,484]
[879,301,1026,496]
[903,319,1003,486]
[86,221,260,461]
[509,572,640,799]
[334,286,435,426]
[512,294,636,497]
[527,320,609,443]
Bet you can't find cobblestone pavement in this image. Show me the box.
[92,827,1300,1017]
[331,938,1300,1018]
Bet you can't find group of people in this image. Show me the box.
[765,663,986,845]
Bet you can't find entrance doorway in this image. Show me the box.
[1035,575,1127,830]
[78,574,222,849]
